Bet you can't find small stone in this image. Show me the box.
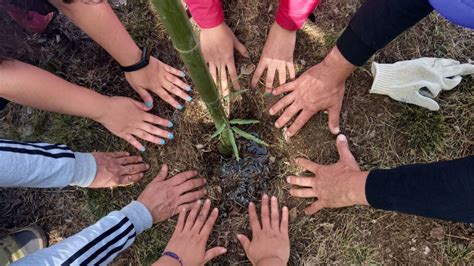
[410,247,417,252]
[267,4,273,13]
[423,246,431,255]
[241,64,256,75]
[430,226,445,240]
[269,156,276,163]
[289,207,298,222]
[196,144,204,149]
[282,127,290,142]
[300,59,306,66]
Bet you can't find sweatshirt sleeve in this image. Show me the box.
[336,0,434,66]
[366,156,474,223]
[0,139,96,188]
[13,201,153,266]
[185,0,224,29]
[275,0,320,31]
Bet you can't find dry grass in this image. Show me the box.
[1,0,473,265]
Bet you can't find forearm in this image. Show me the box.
[276,0,320,31]
[366,156,474,223]
[14,201,153,265]
[49,0,142,66]
[336,0,433,66]
[185,0,224,29]
[256,257,287,266]
[0,139,95,188]
[0,60,108,121]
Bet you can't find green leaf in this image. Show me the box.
[227,128,240,161]
[211,123,227,139]
[222,89,249,101]
[229,119,260,125]
[231,127,269,147]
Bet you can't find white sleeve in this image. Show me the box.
[13,201,153,266]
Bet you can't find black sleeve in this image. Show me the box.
[336,0,434,66]
[365,156,474,223]
[8,0,57,15]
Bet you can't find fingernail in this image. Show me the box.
[168,121,174,128]
[205,199,210,203]
[274,122,280,128]
[138,157,143,162]
[337,134,347,142]
[334,127,340,134]
[159,139,166,145]
[263,92,271,97]
[139,147,145,152]
[180,71,186,77]
[177,104,183,110]
[263,194,268,199]
[146,164,150,169]
[286,177,290,183]
[271,196,276,201]
[185,86,192,92]
[168,133,174,140]
[145,101,152,108]
[186,96,193,102]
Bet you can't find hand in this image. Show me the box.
[95,96,174,151]
[89,152,149,188]
[200,23,249,98]
[138,164,207,223]
[154,200,226,266]
[269,47,355,137]
[125,56,192,110]
[287,135,369,215]
[237,194,290,266]
[251,23,296,93]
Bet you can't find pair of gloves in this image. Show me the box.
[370,58,474,111]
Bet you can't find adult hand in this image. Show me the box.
[251,23,296,93]
[89,152,149,188]
[154,200,226,266]
[269,47,355,137]
[287,135,369,215]
[125,56,192,110]
[237,194,290,266]
[95,96,174,151]
[200,23,249,98]
[138,164,207,223]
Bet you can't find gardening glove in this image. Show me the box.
[370,58,474,111]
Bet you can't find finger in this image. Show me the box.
[135,86,154,110]
[178,188,206,205]
[295,157,322,173]
[151,164,168,183]
[117,155,143,165]
[110,151,130,158]
[227,61,241,90]
[272,80,297,95]
[327,103,342,135]
[192,199,211,233]
[209,62,218,85]
[274,104,300,129]
[305,201,325,215]
[287,62,296,80]
[120,172,144,184]
[336,134,357,166]
[286,176,314,187]
[261,194,271,229]
[121,162,149,175]
[133,129,166,146]
[169,170,198,186]
[124,135,145,152]
[175,207,187,233]
[265,64,277,92]
[269,93,295,116]
[251,60,266,88]
[248,202,261,232]
[144,113,173,129]
[177,178,207,195]
[132,98,152,112]
[277,64,287,86]
[175,202,195,215]
[184,200,202,230]
[203,247,227,264]
[280,206,289,234]
[270,196,280,230]
[163,63,186,78]
[290,188,318,198]
[200,207,218,237]
[163,80,191,102]
[141,122,173,140]
[219,64,229,98]
[156,89,182,110]
[165,72,190,92]
[287,110,314,137]
[234,37,249,58]
[236,234,251,254]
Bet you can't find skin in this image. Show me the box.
[153,200,227,266]
[270,46,355,137]
[200,23,249,98]
[49,0,191,109]
[287,135,369,215]
[251,23,296,93]
[237,194,290,266]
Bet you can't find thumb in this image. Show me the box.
[135,87,154,110]
[236,234,251,253]
[336,134,357,167]
[132,97,152,112]
[152,164,168,183]
[203,247,227,263]
[327,104,341,135]
[234,37,249,58]
[304,201,325,215]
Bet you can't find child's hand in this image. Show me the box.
[237,194,290,266]
[153,199,227,265]
[95,96,173,151]
[125,56,192,110]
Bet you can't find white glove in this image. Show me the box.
[370,58,474,111]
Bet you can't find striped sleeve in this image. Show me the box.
[13,201,153,266]
[0,139,96,188]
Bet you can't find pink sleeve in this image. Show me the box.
[185,0,225,29]
[275,0,320,31]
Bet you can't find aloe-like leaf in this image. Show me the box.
[227,128,240,161]
[231,127,269,147]
[211,123,227,139]
[229,119,260,125]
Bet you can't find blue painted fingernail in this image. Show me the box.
[139,147,145,152]
[186,96,193,102]
[168,133,174,140]
[177,104,183,110]
[145,101,152,108]
[263,92,271,97]
[168,121,174,128]
[185,86,192,92]
[159,139,166,145]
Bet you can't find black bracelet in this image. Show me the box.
[120,47,150,72]
[162,251,183,266]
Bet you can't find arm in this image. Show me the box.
[275,0,320,31]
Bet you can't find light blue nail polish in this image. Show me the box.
[185,86,192,92]
[145,101,152,108]
[263,92,272,97]
[139,147,145,152]
[168,121,174,128]
[186,96,193,102]
[177,104,183,110]
[168,133,174,140]
[159,139,166,145]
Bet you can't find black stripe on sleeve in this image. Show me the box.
[94,233,136,265]
[0,147,75,159]
[0,139,70,151]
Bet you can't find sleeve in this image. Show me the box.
[275,0,320,31]
[185,0,225,29]
[336,0,434,66]
[365,156,474,223]
[12,201,153,266]
[0,139,96,188]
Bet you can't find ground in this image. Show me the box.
[0,0,473,265]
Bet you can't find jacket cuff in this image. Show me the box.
[275,9,302,31]
[336,26,376,66]
[120,201,153,235]
[365,169,393,210]
[70,152,96,187]
[191,6,224,29]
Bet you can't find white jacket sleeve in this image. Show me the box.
[13,201,153,266]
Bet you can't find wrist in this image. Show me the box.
[255,256,286,266]
[153,256,180,266]
[348,171,370,206]
[116,45,142,67]
[321,46,355,82]
[90,95,112,123]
